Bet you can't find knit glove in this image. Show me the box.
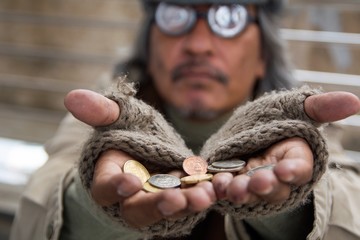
[78,81,207,238]
[200,86,329,218]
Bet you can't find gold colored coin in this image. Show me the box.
[123,160,150,185]
[182,156,208,176]
[143,182,163,193]
[180,174,213,185]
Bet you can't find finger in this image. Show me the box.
[212,172,234,200]
[248,170,291,203]
[64,89,120,127]
[122,182,215,228]
[226,174,259,204]
[91,173,143,206]
[274,158,313,186]
[183,181,216,212]
[122,188,187,228]
[166,181,216,221]
[304,91,360,123]
[91,150,141,206]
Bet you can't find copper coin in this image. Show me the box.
[182,156,208,176]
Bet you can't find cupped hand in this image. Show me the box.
[92,150,216,228]
[212,137,313,204]
[212,91,360,205]
[65,89,216,228]
[65,89,360,224]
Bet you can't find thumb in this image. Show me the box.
[64,89,120,127]
[304,91,360,123]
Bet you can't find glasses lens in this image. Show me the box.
[208,5,248,38]
[155,3,195,36]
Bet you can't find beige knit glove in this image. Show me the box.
[78,81,328,237]
[200,86,328,218]
[78,81,207,238]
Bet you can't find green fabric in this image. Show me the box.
[165,105,233,154]
[60,175,142,240]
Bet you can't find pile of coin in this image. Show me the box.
[123,159,182,193]
[123,156,251,193]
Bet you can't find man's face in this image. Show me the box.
[148,5,265,120]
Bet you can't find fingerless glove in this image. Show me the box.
[201,86,328,218]
[78,81,328,238]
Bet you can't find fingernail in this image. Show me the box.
[283,174,295,182]
[259,185,273,195]
[117,184,131,197]
[157,201,174,216]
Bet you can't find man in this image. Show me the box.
[10,0,360,239]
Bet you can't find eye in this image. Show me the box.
[162,5,190,29]
[208,4,249,38]
[214,6,232,28]
[155,3,196,35]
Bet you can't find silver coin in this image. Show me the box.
[148,174,181,189]
[211,160,246,169]
[246,164,276,177]
[207,165,245,173]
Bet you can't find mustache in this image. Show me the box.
[171,60,229,85]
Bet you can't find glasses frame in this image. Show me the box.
[154,2,257,38]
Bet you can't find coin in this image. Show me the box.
[148,174,181,189]
[211,160,246,169]
[123,160,150,185]
[143,181,163,193]
[207,165,245,173]
[180,174,213,185]
[246,164,276,177]
[183,156,208,176]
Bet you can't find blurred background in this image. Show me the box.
[0,0,359,239]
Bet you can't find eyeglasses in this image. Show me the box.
[154,2,256,38]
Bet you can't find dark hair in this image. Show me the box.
[254,2,298,97]
[113,0,297,102]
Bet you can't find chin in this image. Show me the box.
[176,106,221,121]
[171,96,226,120]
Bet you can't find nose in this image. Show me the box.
[182,19,215,56]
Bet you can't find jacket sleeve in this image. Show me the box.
[313,124,360,239]
[61,173,143,240]
[10,114,91,240]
